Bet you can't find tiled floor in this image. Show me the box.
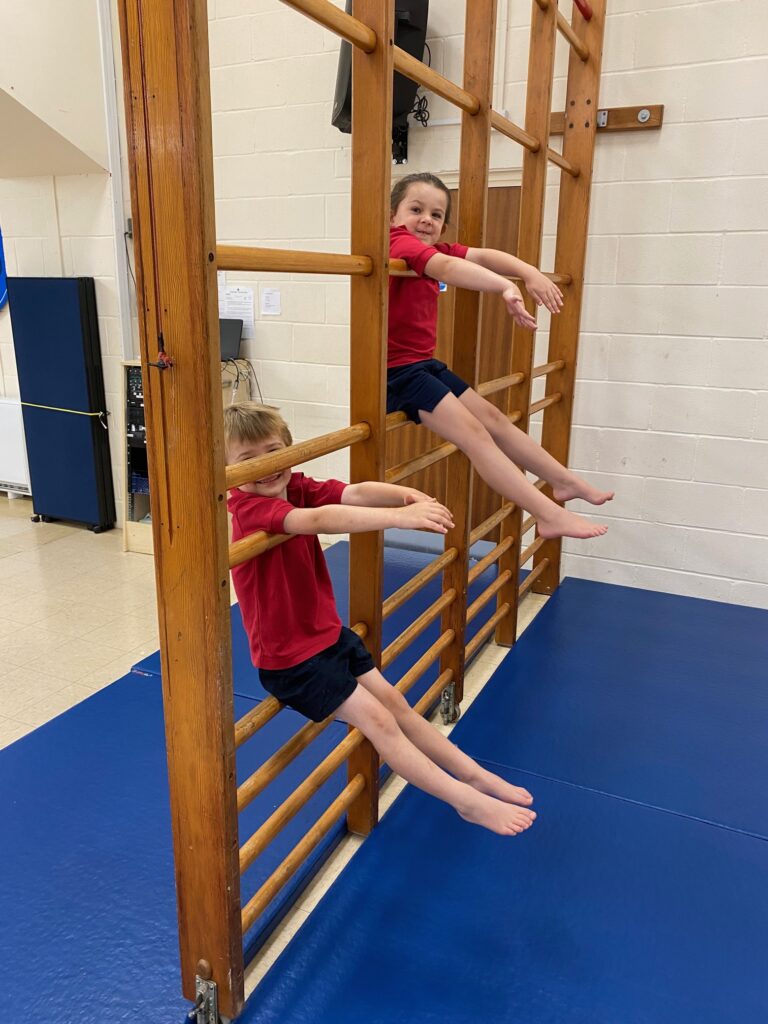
[0,495,159,748]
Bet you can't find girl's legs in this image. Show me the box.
[458,387,614,506]
[355,667,533,805]
[336,684,536,836]
[419,393,608,539]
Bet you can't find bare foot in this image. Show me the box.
[457,790,537,836]
[553,478,614,506]
[467,767,533,807]
[537,506,607,540]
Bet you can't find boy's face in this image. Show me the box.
[391,183,448,246]
[227,434,291,498]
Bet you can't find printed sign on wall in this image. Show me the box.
[0,228,7,310]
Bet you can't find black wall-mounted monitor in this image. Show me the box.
[219,318,243,361]
[331,2,429,162]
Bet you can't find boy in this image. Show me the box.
[225,402,536,837]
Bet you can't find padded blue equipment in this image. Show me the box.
[452,577,768,838]
[0,673,349,1021]
[244,768,768,1024]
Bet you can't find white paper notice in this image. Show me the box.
[223,285,255,339]
[217,270,226,307]
[260,288,282,316]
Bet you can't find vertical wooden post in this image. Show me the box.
[495,0,558,644]
[534,0,606,594]
[116,0,243,1017]
[346,0,394,835]
[441,0,497,700]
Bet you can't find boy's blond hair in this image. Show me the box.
[223,402,292,457]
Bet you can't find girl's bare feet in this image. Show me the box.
[553,478,614,506]
[537,506,607,540]
[457,790,537,836]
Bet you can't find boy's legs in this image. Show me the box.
[336,683,536,836]
[458,387,613,506]
[354,666,533,807]
[419,393,608,539]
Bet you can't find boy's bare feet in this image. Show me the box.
[457,790,537,836]
[553,478,614,506]
[537,506,608,539]
[467,767,533,807]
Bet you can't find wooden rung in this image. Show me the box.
[393,47,479,115]
[468,536,514,585]
[490,110,539,153]
[465,603,511,661]
[382,589,456,669]
[557,11,589,61]
[385,411,410,431]
[350,621,368,639]
[237,717,334,812]
[413,668,453,717]
[520,534,546,567]
[239,729,364,875]
[385,441,456,484]
[395,629,455,697]
[531,359,565,379]
[383,548,458,620]
[389,258,417,277]
[225,423,371,490]
[529,392,562,416]
[229,530,290,569]
[519,557,550,598]
[477,371,526,398]
[547,147,579,177]
[278,0,376,52]
[234,696,283,749]
[470,502,515,546]
[241,774,366,934]
[467,569,513,625]
[216,245,372,276]
[521,514,536,536]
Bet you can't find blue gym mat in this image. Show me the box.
[452,577,768,838]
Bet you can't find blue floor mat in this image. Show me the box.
[451,578,768,837]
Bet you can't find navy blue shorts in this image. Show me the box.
[258,626,375,723]
[387,358,470,424]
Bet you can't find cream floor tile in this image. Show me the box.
[76,657,140,691]
[0,668,70,719]
[0,715,33,749]
[13,683,98,728]
[0,593,72,627]
[27,603,127,641]
[0,623,72,668]
[27,637,127,683]
[82,615,158,654]
[244,908,311,997]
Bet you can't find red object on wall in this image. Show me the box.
[573,0,593,20]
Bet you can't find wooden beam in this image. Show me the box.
[551,104,664,135]
[536,1,607,595]
[116,0,243,1015]
[345,0,393,836]
[494,0,557,647]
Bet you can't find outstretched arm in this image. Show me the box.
[341,481,433,508]
[423,252,538,330]
[466,247,564,314]
[283,499,454,537]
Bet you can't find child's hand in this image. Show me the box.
[502,285,538,330]
[523,270,564,314]
[394,500,455,534]
[402,489,434,505]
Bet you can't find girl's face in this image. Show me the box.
[390,183,449,246]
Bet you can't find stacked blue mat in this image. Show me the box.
[0,540,499,1022]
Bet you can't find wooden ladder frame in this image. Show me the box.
[117,0,605,1016]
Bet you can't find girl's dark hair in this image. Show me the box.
[390,172,452,225]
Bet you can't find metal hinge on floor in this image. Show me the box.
[440,681,461,726]
[186,977,220,1024]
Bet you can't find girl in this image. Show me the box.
[388,172,612,540]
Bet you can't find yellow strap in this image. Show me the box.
[21,401,103,417]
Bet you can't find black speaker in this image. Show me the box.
[331,1,429,144]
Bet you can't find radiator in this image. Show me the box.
[0,398,31,494]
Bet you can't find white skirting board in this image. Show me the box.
[0,398,31,495]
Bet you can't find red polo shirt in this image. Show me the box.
[228,473,347,670]
[388,224,468,368]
